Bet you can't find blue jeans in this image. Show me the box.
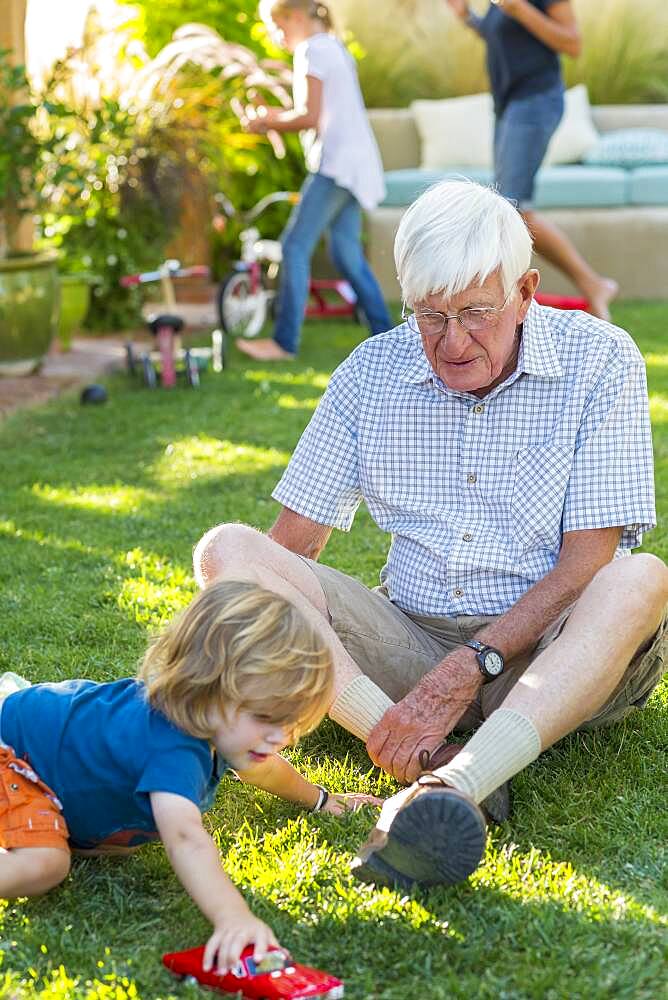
[494,85,564,208]
[273,172,392,355]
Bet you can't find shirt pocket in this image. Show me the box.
[510,445,572,552]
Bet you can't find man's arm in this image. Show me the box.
[269,505,333,559]
[367,525,622,783]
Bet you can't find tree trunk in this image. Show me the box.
[0,0,34,253]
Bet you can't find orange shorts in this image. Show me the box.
[0,746,70,851]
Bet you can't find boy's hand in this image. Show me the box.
[204,903,279,973]
[321,792,383,816]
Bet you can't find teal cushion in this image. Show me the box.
[629,166,668,205]
[584,128,668,167]
[382,167,494,207]
[533,165,628,208]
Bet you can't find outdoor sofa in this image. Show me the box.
[366,95,668,300]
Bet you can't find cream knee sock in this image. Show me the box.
[329,674,394,741]
[434,708,542,804]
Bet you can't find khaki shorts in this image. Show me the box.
[305,559,667,732]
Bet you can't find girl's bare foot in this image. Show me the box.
[236,338,295,361]
[587,278,619,323]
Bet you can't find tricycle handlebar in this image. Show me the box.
[120,262,210,287]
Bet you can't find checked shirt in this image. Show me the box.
[273,303,656,616]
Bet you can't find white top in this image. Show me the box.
[292,33,386,210]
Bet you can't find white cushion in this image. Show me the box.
[410,85,599,170]
[411,92,494,169]
[543,84,599,165]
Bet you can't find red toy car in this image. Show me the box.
[162,944,344,999]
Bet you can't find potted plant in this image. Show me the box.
[0,50,61,374]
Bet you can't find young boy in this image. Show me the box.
[0,580,379,972]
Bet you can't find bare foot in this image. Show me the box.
[236,338,294,361]
[587,278,619,323]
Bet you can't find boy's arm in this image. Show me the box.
[236,752,320,808]
[235,753,382,816]
[150,791,278,972]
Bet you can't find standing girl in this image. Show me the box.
[237,0,393,360]
[446,0,618,320]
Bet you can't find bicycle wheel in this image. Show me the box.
[217,271,268,338]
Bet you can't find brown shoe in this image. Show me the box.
[351,773,487,890]
[418,742,512,825]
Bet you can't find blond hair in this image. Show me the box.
[259,0,334,32]
[139,580,333,742]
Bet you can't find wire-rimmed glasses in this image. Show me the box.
[402,284,517,337]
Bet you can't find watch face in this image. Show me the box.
[483,651,504,676]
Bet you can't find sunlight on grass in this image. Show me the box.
[31,484,159,515]
[117,547,195,627]
[644,353,668,370]
[243,370,330,390]
[0,961,142,1000]
[475,843,663,924]
[0,519,98,556]
[648,394,668,424]
[223,817,456,935]
[152,436,290,486]
[276,393,322,411]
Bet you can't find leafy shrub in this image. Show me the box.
[132,0,265,57]
[36,12,202,328]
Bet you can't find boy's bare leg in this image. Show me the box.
[193,523,394,738]
[0,846,70,897]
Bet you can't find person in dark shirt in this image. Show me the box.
[0,581,379,973]
[446,0,618,320]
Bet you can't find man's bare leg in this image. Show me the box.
[353,554,668,887]
[396,553,668,813]
[193,523,393,738]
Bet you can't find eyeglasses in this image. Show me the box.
[402,284,517,337]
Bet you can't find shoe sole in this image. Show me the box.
[351,787,487,890]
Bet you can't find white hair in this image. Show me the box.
[394,179,533,305]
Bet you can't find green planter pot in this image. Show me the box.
[0,251,60,375]
[58,273,97,350]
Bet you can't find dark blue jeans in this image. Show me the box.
[273,172,392,355]
[494,85,564,209]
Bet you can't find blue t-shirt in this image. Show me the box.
[0,678,227,849]
[477,0,563,116]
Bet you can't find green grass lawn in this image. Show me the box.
[0,302,667,999]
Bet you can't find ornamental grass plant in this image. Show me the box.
[331,0,668,106]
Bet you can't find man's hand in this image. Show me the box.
[366,652,482,784]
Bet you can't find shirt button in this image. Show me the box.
[453,588,464,598]
[473,404,484,414]
[466,473,477,484]
[462,532,473,541]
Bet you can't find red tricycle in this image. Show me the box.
[214,191,363,339]
[162,943,344,999]
[120,260,224,389]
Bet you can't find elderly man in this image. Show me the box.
[194,180,668,889]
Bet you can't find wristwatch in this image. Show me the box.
[464,639,505,680]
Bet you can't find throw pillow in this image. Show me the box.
[583,128,668,167]
[543,84,599,165]
[411,92,494,169]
